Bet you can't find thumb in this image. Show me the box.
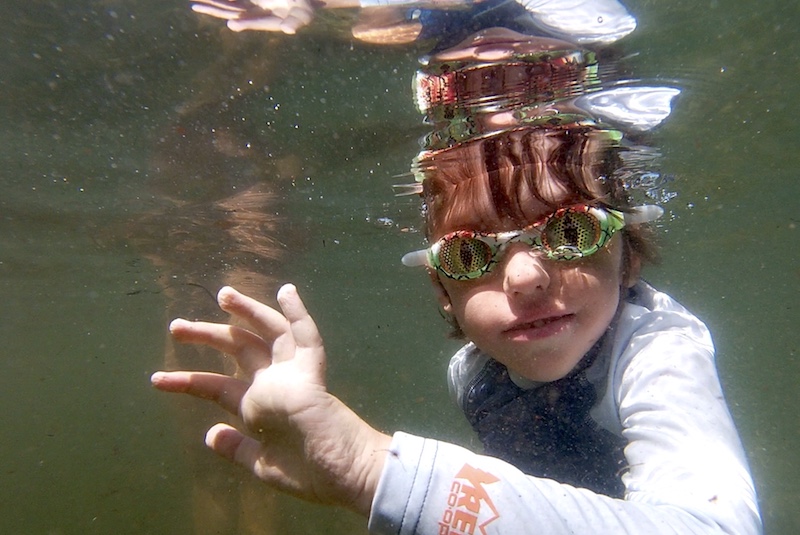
[206,423,279,483]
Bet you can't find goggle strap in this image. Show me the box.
[401,249,429,268]
[624,205,664,225]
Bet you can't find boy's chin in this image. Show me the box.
[504,353,584,384]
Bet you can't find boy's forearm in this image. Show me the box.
[350,428,393,516]
[369,432,761,535]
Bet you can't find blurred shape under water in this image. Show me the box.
[127,27,303,535]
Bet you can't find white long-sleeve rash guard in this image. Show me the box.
[368,282,762,534]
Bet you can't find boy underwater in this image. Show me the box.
[151,5,762,534]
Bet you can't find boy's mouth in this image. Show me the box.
[504,314,574,338]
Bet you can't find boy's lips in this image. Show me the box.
[503,313,574,339]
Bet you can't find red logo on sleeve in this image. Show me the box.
[439,464,500,535]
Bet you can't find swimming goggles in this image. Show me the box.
[402,204,662,280]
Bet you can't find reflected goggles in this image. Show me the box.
[402,204,662,281]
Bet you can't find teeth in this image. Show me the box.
[510,316,564,332]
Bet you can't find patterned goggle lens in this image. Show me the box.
[432,205,623,280]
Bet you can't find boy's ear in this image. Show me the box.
[427,268,453,313]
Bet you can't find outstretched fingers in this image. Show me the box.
[277,284,322,349]
[169,318,270,376]
[217,286,292,344]
[151,371,247,415]
[274,284,326,377]
[168,285,296,375]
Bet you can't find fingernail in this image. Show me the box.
[169,318,187,332]
[205,423,225,447]
[277,283,297,301]
[217,286,237,306]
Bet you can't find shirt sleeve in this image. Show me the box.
[606,293,762,534]
[368,429,760,534]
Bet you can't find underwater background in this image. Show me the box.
[1,0,797,533]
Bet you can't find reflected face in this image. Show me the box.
[434,190,628,382]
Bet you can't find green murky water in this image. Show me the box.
[1,0,797,533]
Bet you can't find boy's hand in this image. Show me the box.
[151,284,391,515]
[190,0,316,34]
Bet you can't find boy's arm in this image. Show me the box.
[151,285,391,515]
[371,401,759,534]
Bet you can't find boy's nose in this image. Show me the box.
[501,243,551,296]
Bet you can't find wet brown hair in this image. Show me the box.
[417,126,660,274]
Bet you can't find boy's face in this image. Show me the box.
[432,186,631,383]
